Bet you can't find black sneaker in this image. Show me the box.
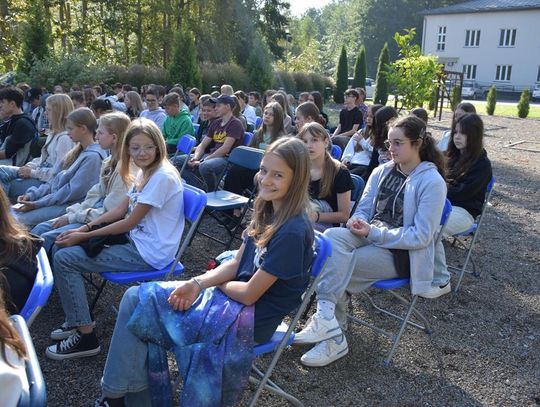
[95,397,125,407]
[46,330,101,360]
[50,321,96,341]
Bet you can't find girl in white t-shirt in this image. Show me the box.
[45,118,184,361]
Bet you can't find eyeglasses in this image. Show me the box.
[129,145,157,155]
[384,139,411,149]
[146,98,157,103]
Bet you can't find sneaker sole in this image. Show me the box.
[50,329,77,341]
[293,326,343,345]
[45,346,101,360]
[300,346,349,367]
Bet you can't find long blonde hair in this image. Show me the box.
[125,91,144,117]
[98,112,131,184]
[297,122,341,199]
[63,108,97,169]
[248,137,311,248]
[120,118,178,189]
[46,94,74,134]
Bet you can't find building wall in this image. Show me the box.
[422,9,540,90]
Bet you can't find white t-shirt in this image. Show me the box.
[127,164,184,269]
[0,346,29,407]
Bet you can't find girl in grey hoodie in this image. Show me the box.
[294,115,447,368]
[13,108,107,228]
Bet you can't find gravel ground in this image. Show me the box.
[30,111,540,406]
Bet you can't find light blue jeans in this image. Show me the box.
[433,206,475,286]
[173,154,227,191]
[0,165,43,198]
[31,220,83,253]
[101,286,152,406]
[15,204,70,229]
[53,240,152,327]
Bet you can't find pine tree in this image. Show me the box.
[246,33,274,92]
[517,89,530,118]
[486,85,497,115]
[169,28,201,89]
[18,0,51,75]
[373,43,389,105]
[334,45,348,103]
[352,45,366,90]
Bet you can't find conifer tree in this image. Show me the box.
[352,45,366,90]
[373,42,389,105]
[169,28,201,89]
[334,45,348,103]
[18,0,51,75]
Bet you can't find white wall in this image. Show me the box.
[422,9,540,90]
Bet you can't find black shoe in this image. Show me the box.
[46,330,101,360]
[95,397,126,407]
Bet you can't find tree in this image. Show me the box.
[486,85,497,115]
[450,84,462,111]
[246,33,274,92]
[387,28,443,110]
[258,0,290,59]
[373,43,389,105]
[18,0,52,75]
[517,89,530,118]
[334,45,348,103]
[169,28,201,89]
[352,45,366,90]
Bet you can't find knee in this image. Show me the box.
[324,227,351,245]
[119,286,141,314]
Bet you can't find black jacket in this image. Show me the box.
[447,149,492,218]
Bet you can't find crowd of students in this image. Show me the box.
[0,80,492,406]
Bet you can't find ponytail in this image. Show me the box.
[63,144,84,169]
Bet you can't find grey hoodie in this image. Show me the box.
[25,143,108,208]
[354,160,447,294]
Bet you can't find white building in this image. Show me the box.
[421,0,540,92]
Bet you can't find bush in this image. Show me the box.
[374,43,389,105]
[200,63,251,93]
[517,89,530,118]
[121,65,170,89]
[292,72,313,94]
[246,33,274,93]
[309,73,325,95]
[334,45,348,103]
[169,29,201,89]
[486,85,497,115]
[450,85,462,111]
[273,71,295,94]
[18,0,51,75]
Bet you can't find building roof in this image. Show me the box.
[422,0,540,15]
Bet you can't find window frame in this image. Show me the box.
[495,65,512,81]
[464,29,481,47]
[462,64,477,80]
[437,26,447,51]
[498,28,517,47]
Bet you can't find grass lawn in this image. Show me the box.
[465,100,540,119]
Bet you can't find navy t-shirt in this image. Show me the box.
[236,214,314,343]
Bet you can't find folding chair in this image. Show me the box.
[193,123,200,135]
[171,134,196,173]
[451,175,496,292]
[255,116,263,129]
[20,248,54,327]
[243,131,254,146]
[331,144,342,160]
[198,146,264,250]
[349,174,365,216]
[89,184,207,313]
[9,314,46,407]
[347,199,452,366]
[249,232,332,407]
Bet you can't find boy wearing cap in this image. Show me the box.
[174,95,244,191]
[162,91,194,154]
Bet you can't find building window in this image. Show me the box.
[463,64,477,80]
[495,65,512,81]
[499,29,516,47]
[465,30,480,47]
[437,26,446,51]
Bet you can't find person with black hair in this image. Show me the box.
[331,89,363,151]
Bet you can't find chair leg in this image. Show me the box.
[384,295,420,366]
[89,280,108,313]
[248,366,303,407]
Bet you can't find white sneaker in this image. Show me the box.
[293,313,342,345]
[419,282,451,299]
[300,335,349,367]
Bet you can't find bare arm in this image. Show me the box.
[315,190,351,225]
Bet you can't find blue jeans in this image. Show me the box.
[173,154,227,191]
[15,204,70,229]
[0,165,43,198]
[101,286,152,406]
[31,220,83,253]
[53,240,152,327]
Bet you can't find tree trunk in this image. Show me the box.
[136,0,143,63]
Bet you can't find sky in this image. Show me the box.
[288,0,334,17]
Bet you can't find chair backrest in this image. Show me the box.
[20,248,54,327]
[174,184,207,262]
[348,174,366,216]
[331,144,342,160]
[255,116,263,129]
[228,146,264,171]
[9,315,46,407]
[436,199,453,242]
[193,123,200,135]
[243,132,254,146]
[176,134,196,155]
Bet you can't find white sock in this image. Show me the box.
[316,300,335,320]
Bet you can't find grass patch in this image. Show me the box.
[466,101,540,119]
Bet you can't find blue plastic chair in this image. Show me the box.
[20,248,53,327]
[89,184,207,313]
[193,123,200,135]
[331,144,342,160]
[198,146,264,250]
[255,116,263,129]
[243,131,254,146]
[249,232,332,407]
[171,134,196,173]
[349,174,366,216]
[10,314,46,407]
[347,199,452,366]
[451,175,496,292]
